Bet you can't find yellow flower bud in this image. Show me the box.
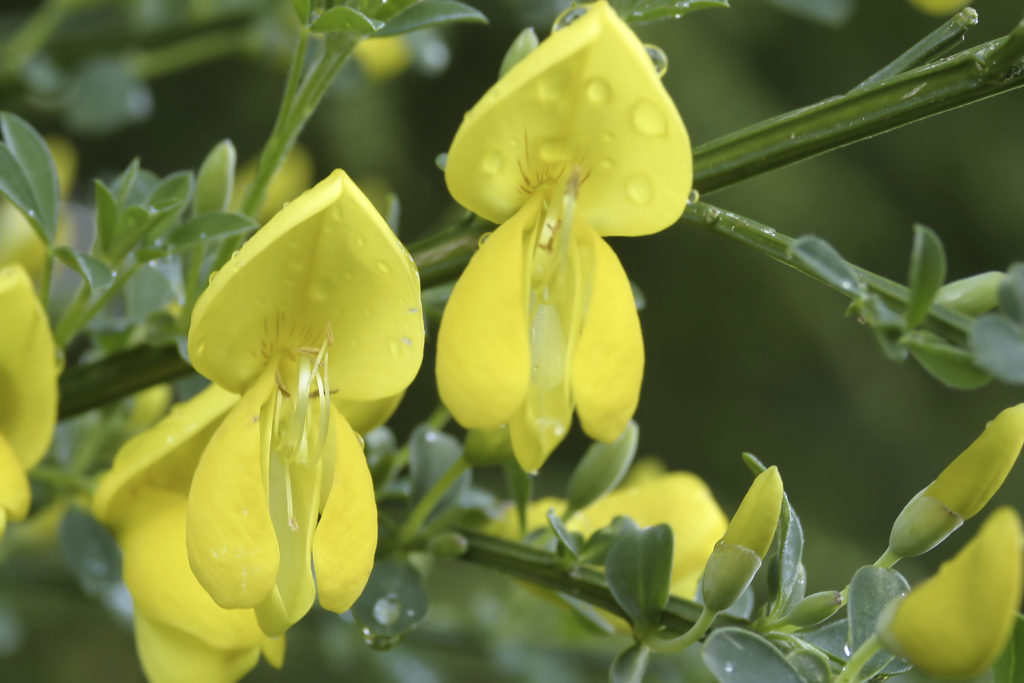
[878,507,1024,679]
[890,404,1024,558]
[701,466,784,611]
[906,0,971,17]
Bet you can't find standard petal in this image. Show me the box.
[436,197,536,429]
[134,611,261,683]
[444,1,690,236]
[571,224,643,443]
[189,169,423,401]
[93,384,238,526]
[333,391,404,436]
[187,366,278,609]
[121,488,265,651]
[0,432,30,530]
[312,407,377,614]
[0,264,57,470]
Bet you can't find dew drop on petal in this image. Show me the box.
[631,99,666,137]
[552,5,588,32]
[644,44,669,77]
[688,188,700,204]
[585,78,610,104]
[626,175,653,205]
[376,260,391,274]
[478,232,492,248]
[482,150,504,175]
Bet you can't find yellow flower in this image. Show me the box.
[0,263,58,539]
[878,506,1023,679]
[906,0,970,16]
[185,169,424,635]
[354,36,413,82]
[231,145,315,223]
[93,385,284,683]
[436,0,692,472]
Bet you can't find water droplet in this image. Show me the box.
[477,231,492,248]
[376,260,391,274]
[356,433,365,448]
[207,270,219,284]
[625,175,653,205]
[552,5,588,31]
[400,337,412,346]
[585,78,610,104]
[482,149,504,175]
[361,626,401,650]
[688,188,700,204]
[408,307,420,314]
[537,72,567,105]
[355,235,366,248]
[644,44,668,77]
[539,139,568,163]
[842,644,852,658]
[26,209,36,218]
[704,207,721,223]
[53,348,66,373]
[600,131,614,143]
[373,594,402,626]
[631,99,666,137]
[723,661,734,674]
[597,157,615,171]
[389,341,400,355]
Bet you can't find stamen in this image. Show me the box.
[283,464,297,532]
[275,371,290,397]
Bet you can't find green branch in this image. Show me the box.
[458,530,746,636]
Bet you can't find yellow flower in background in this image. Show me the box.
[906,0,971,17]
[93,386,284,683]
[0,135,78,274]
[879,507,1024,679]
[436,0,692,472]
[498,468,726,600]
[232,145,315,223]
[186,169,424,635]
[354,36,414,82]
[0,264,58,539]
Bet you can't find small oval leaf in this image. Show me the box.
[905,223,947,329]
[605,523,674,628]
[377,0,488,38]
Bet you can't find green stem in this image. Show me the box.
[693,20,1024,193]
[54,263,142,347]
[644,605,718,653]
[853,8,979,91]
[835,634,884,683]
[58,345,190,418]
[396,456,470,548]
[873,547,902,570]
[29,464,92,493]
[459,531,746,635]
[126,27,252,80]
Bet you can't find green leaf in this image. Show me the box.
[148,171,194,212]
[93,180,119,255]
[0,142,44,242]
[905,224,947,329]
[969,315,1024,384]
[993,613,1024,683]
[53,247,116,294]
[499,27,539,78]
[998,264,1024,325]
[351,558,428,646]
[165,213,257,252]
[702,627,805,683]
[786,649,833,683]
[503,459,532,535]
[312,6,384,34]
[59,506,121,597]
[610,0,729,25]
[193,139,236,214]
[409,425,469,518]
[789,235,864,297]
[801,618,850,663]
[291,0,310,23]
[605,523,673,628]
[610,643,651,683]
[903,330,991,390]
[848,566,911,678]
[565,421,639,515]
[545,508,582,558]
[377,1,488,38]
[1,112,59,241]
[578,515,637,566]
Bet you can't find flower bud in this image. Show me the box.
[785,590,843,628]
[701,466,783,611]
[427,530,469,557]
[193,139,236,214]
[934,271,1004,316]
[890,404,1024,558]
[878,507,1023,679]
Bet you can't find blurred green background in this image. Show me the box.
[1,0,1023,680]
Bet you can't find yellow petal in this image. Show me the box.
[925,403,1024,520]
[722,466,783,559]
[0,263,57,470]
[187,366,278,609]
[134,611,261,683]
[312,407,377,614]
[260,635,286,669]
[882,507,1024,679]
[93,384,237,526]
[445,0,690,237]
[571,222,643,443]
[436,196,536,429]
[334,391,404,436]
[0,432,30,530]
[189,169,423,401]
[573,472,727,598]
[121,488,266,651]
